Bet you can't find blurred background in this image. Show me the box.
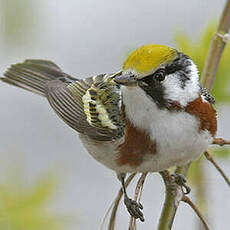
[0,0,230,229]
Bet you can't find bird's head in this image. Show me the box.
[114,44,200,108]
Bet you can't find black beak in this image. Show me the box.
[114,73,137,86]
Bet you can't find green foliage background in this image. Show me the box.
[0,169,68,230]
[175,21,230,103]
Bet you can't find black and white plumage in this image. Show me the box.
[200,86,216,104]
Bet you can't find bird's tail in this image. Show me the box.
[1,59,76,96]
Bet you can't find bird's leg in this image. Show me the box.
[171,173,191,194]
[117,173,144,222]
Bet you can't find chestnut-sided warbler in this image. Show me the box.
[1,44,217,221]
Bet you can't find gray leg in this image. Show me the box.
[117,173,144,222]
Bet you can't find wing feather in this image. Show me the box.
[200,87,215,104]
[45,73,124,141]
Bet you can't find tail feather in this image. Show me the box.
[1,59,76,96]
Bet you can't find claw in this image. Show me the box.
[171,173,191,194]
[124,196,145,222]
[138,202,143,210]
[117,173,145,222]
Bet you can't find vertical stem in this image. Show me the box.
[201,0,230,90]
[157,186,178,230]
[157,171,183,230]
[195,159,207,230]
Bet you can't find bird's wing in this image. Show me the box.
[45,72,125,141]
[200,87,215,104]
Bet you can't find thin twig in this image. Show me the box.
[204,151,230,187]
[182,196,210,230]
[129,173,148,230]
[108,173,136,230]
[213,138,230,146]
[100,200,116,230]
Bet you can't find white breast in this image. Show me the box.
[121,86,213,172]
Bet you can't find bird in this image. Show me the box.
[1,44,217,221]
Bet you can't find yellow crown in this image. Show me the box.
[123,44,177,74]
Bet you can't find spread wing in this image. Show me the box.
[45,72,125,141]
[200,87,215,104]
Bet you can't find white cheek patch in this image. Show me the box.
[163,61,200,107]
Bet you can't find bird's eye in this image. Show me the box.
[154,69,166,81]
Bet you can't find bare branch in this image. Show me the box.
[204,151,230,187]
[201,0,230,90]
[108,173,136,230]
[213,138,230,146]
[182,196,210,230]
[129,173,148,230]
[157,171,184,230]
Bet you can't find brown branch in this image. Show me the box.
[213,138,230,146]
[204,151,230,187]
[108,173,136,230]
[129,173,148,230]
[182,196,210,230]
[200,0,230,90]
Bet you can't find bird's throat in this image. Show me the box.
[121,86,159,132]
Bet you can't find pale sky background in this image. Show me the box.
[0,0,230,229]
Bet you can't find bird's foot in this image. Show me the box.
[171,173,191,194]
[124,195,144,222]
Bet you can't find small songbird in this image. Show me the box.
[1,44,217,221]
